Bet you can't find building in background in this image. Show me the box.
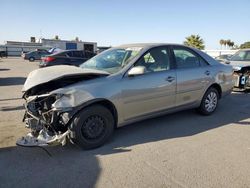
[202,50,238,58]
[0,38,97,56]
[0,41,46,56]
[41,39,97,53]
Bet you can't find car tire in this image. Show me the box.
[197,87,219,115]
[29,57,35,62]
[69,105,114,149]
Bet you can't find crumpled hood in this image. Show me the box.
[22,65,109,92]
[229,60,250,67]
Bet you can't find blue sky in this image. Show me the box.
[0,0,249,49]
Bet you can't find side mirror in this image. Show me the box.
[225,60,231,64]
[128,66,146,76]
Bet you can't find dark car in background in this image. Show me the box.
[0,51,7,58]
[22,49,51,61]
[39,50,96,68]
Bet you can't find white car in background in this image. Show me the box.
[227,49,250,90]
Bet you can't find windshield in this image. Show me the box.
[80,47,142,74]
[230,50,250,61]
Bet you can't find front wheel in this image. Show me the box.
[69,105,114,149]
[197,87,219,115]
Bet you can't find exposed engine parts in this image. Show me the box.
[17,65,109,148]
[233,67,250,90]
[18,94,70,146]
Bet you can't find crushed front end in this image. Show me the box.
[17,65,110,147]
[17,93,73,147]
[232,67,250,90]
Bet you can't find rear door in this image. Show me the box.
[69,51,86,66]
[121,46,176,121]
[171,46,211,106]
[50,51,68,65]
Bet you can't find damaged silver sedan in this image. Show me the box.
[17,44,233,149]
[227,49,250,90]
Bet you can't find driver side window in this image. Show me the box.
[135,47,170,73]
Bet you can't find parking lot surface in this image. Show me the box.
[0,58,250,188]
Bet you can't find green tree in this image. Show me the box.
[240,41,250,49]
[226,39,233,49]
[183,35,205,50]
[219,39,225,49]
[220,39,235,49]
[230,41,235,49]
[54,35,60,40]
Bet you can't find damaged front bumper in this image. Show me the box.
[233,73,250,89]
[17,93,74,147]
[16,130,70,147]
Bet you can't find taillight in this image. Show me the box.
[44,56,55,63]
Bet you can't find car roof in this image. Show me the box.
[64,50,84,52]
[117,43,184,49]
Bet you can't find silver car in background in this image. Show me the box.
[226,49,250,90]
[17,43,233,149]
[22,49,51,62]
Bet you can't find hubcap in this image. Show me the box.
[81,115,105,140]
[205,91,218,112]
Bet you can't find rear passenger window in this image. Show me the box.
[72,51,83,57]
[173,48,208,68]
[65,52,73,57]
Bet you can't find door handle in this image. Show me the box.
[166,76,175,82]
[205,70,210,76]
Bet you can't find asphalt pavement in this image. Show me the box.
[0,58,250,188]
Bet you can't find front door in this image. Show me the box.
[121,46,176,121]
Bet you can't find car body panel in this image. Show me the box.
[24,50,50,60]
[121,70,176,121]
[176,66,210,106]
[22,65,110,92]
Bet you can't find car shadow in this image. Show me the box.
[0,105,24,111]
[0,68,10,71]
[0,97,22,102]
[0,93,249,187]
[0,144,100,188]
[0,77,26,86]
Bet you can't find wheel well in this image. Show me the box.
[209,83,222,98]
[82,99,118,128]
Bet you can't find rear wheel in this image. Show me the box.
[197,87,219,115]
[29,57,35,62]
[69,105,114,149]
